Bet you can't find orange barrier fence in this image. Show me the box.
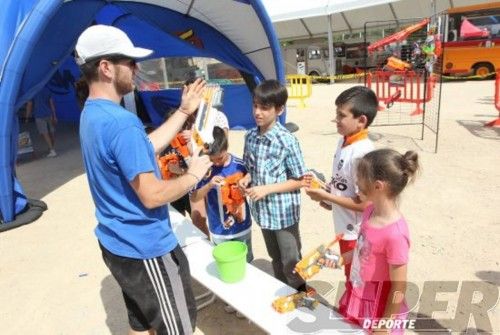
[366,70,436,116]
[485,71,500,127]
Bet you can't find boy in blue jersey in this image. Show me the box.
[191,127,253,262]
[75,25,212,335]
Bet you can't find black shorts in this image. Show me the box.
[100,243,196,334]
[171,194,191,216]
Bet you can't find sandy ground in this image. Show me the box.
[1,80,499,334]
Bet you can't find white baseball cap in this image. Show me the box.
[75,25,153,65]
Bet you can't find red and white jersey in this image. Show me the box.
[330,137,374,240]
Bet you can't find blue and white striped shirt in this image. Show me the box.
[243,122,307,230]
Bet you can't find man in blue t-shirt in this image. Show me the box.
[75,25,212,335]
[191,127,253,262]
[25,87,58,157]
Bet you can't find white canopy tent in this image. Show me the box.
[264,0,490,39]
[265,0,400,24]
[261,0,490,77]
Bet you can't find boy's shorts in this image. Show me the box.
[100,243,196,334]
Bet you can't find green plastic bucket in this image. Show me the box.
[212,241,247,283]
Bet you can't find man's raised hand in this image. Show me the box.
[179,78,206,116]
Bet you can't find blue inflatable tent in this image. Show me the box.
[0,0,284,227]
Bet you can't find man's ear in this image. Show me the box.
[98,60,114,81]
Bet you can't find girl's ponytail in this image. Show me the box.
[402,150,420,183]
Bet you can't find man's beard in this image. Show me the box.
[113,68,134,96]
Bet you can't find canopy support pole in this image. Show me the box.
[327,14,335,83]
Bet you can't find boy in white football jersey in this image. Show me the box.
[306,86,378,280]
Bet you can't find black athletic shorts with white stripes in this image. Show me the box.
[100,243,196,334]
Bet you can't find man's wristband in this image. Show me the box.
[178,108,191,116]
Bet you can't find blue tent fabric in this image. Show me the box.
[0,0,38,70]
[113,3,264,78]
[11,117,28,216]
[47,58,83,122]
[140,84,253,129]
[0,0,63,223]
[0,0,284,224]
[17,1,104,108]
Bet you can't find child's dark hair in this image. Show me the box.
[207,126,228,155]
[253,79,288,109]
[335,86,378,127]
[357,149,420,198]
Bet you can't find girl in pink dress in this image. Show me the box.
[328,148,420,334]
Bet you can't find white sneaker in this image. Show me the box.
[47,150,57,158]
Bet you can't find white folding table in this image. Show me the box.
[169,206,363,334]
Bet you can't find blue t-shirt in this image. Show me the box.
[195,155,251,237]
[33,87,53,118]
[79,99,178,259]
